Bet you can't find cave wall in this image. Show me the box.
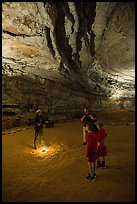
[90,2,135,98]
[2,2,135,116]
[2,74,89,114]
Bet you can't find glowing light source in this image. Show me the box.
[40,146,48,153]
[30,144,65,159]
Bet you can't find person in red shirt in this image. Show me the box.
[96,121,107,168]
[85,123,98,180]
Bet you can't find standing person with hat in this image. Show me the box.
[34,109,47,152]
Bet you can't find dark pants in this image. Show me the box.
[34,127,45,148]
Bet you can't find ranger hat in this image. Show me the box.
[36,109,41,114]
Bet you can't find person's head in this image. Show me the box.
[96,121,103,129]
[36,109,42,116]
[85,123,94,132]
[83,107,89,114]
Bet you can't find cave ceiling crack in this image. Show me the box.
[2,30,43,38]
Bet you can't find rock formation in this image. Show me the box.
[2,2,135,118]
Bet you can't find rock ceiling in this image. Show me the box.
[2,2,135,112]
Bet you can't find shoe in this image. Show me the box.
[83,141,87,145]
[101,161,106,168]
[97,160,101,168]
[34,146,37,150]
[85,173,96,181]
[86,173,91,180]
[90,176,96,181]
[93,172,96,178]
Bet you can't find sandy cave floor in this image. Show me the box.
[2,113,135,202]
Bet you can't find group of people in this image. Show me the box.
[33,107,107,181]
[80,107,107,181]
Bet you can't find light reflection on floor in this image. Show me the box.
[30,143,65,159]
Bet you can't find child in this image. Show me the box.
[96,121,107,168]
[85,123,98,181]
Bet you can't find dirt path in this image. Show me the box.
[2,120,135,202]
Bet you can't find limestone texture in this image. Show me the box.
[2,2,135,119]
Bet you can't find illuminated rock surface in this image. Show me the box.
[2,2,135,119]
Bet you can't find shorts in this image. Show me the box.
[98,146,107,157]
[87,151,98,162]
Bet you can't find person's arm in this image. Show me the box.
[86,135,90,158]
[80,115,85,121]
[89,114,93,119]
[99,130,106,145]
[89,115,96,121]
